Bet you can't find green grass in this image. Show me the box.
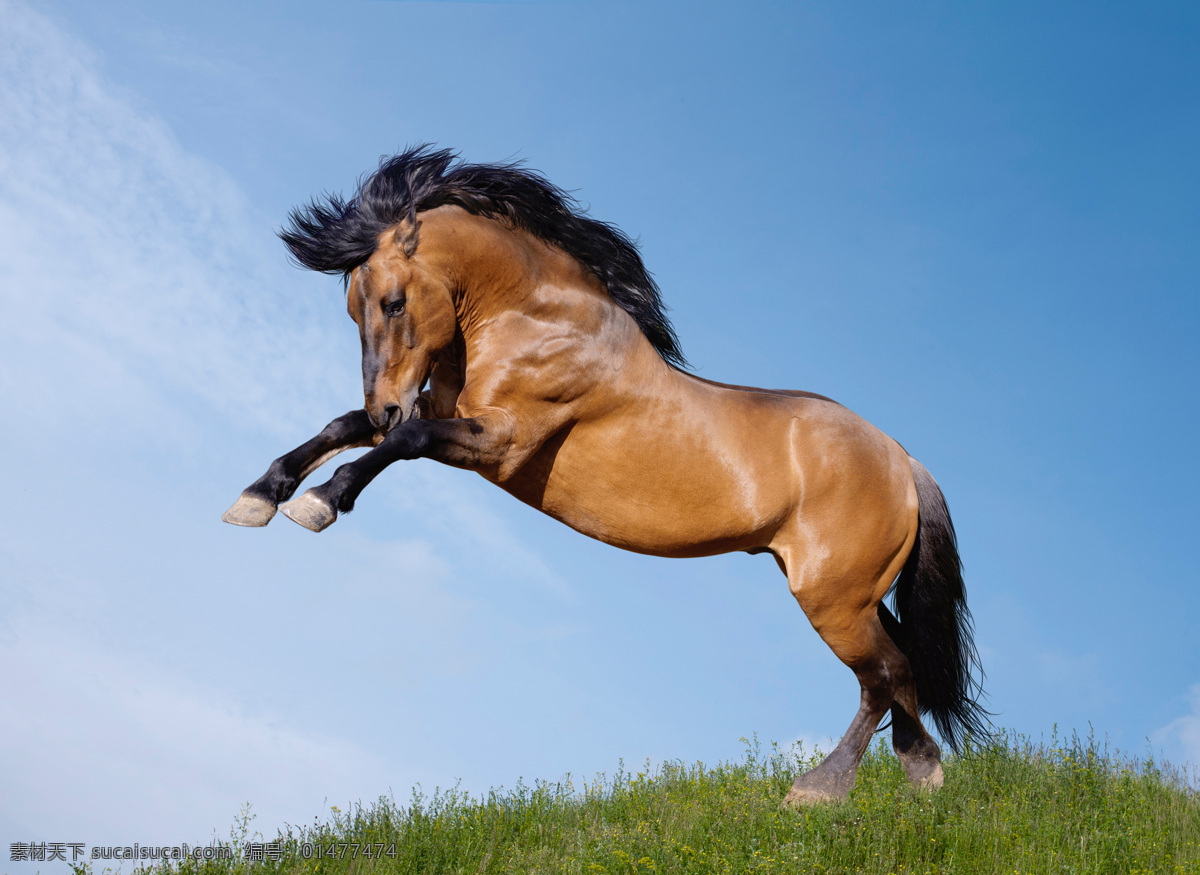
[95,731,1198,875]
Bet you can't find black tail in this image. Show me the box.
[890,458,989,753]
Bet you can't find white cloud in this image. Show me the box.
[376,463,573,602]
[0,625,387,845]
[0,0,348,439]
[0,0,580,854]
[0,0,569,578]
[1151,685,1200,773]
[786,731,837,763]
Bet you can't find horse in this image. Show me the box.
[222,146,987,804]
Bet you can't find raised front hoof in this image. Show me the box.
[222,493,277,527]
[783,768,854,807]
[280,492,337,532]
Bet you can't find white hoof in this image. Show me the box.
[222,493,277,527]
[280,491,337,532]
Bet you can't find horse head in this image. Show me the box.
[349,221,456,432]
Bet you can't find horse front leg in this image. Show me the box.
[279,415,511,532]
[222,409,381,527]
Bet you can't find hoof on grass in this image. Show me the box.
[783,768,853,807]
[280,491,337,532]
[783,785,842,807]
[222,493,277,527]
[916,761,944,791]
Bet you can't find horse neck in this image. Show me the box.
[437,212,645,362]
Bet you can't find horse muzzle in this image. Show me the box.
[367,404,401,433]
[367,393,419,433]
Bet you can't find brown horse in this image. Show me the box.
[223,147,986,803]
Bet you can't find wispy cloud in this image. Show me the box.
[0,0,347,439]
[0,0,576,849]
[785,733,837,767]
[1151,684,1200,772]
[0,0,566,594]
[0,624,387,843]
[376,463,573,601]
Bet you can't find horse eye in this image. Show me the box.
[384,298,406,317]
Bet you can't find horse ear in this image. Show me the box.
[396,220,422,258]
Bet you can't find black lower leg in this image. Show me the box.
[891,698,943,787]
[304,420,430,513]
[787,679,892,803]
[243,410,377,505]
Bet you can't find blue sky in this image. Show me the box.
[2,0,1198,858]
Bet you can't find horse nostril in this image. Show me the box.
[383,404,401,428]
[367,404,398,431]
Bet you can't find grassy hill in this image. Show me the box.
[103,731,1198,875]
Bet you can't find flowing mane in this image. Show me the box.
[280,145,686,368]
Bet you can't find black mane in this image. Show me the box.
[281,145,686,369]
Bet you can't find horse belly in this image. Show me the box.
[506,411,798,558]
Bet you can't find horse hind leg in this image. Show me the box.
[878,603,944,790]
[783,572,930,805]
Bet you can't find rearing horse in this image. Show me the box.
[223,146,987,804]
